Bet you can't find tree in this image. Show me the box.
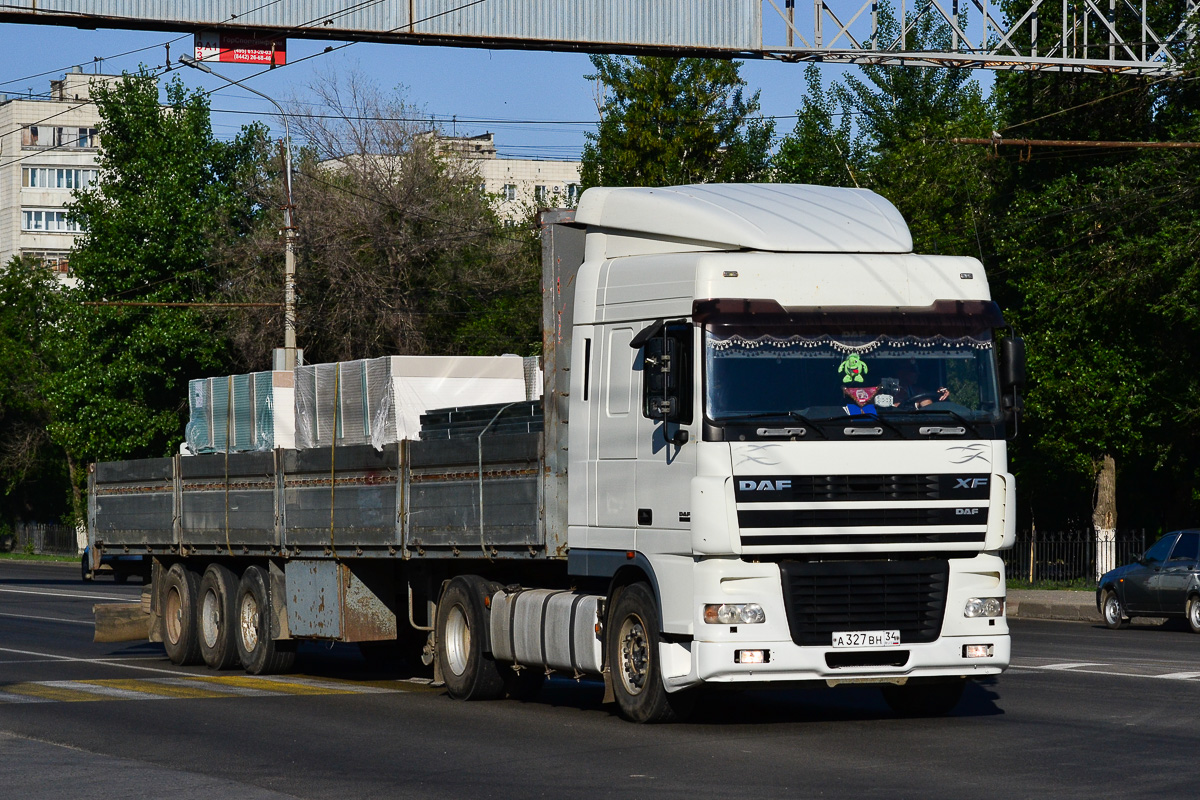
[223,69,540,365]
[0,257,71,523]
[772,64,858,188]
[580,55,773,189]
[50,69,268,504]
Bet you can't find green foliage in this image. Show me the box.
[580,55,773,188]
[0,257,71,522]
[773,65,857,187]
[50,70,267,466]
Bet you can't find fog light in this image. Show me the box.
[735,649,768,664]
[704,603,766,624]
[964,597,1004,618]
[963,644,994,658]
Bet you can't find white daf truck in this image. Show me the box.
[90,184,1024,723]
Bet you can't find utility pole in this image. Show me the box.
[180,54,299,371]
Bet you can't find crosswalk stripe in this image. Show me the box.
[80,678,235,700]
[182,675,360,696]
[2,682,109,702]
[43,680,170,701]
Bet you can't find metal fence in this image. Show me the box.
[1003,529,1151,585]
[11,522,81,556]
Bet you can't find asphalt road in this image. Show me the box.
[2,559,1197,799]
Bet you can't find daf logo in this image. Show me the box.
[739,479,792,492]
[954,478,989,490]
[956,508,981,516]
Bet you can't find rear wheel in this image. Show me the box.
[607,582,692,723]
[1187,596,1200,634]
[1103,590,1128,630]
[435,575,505,700]
[162,563,202,666]
[199,563,240,670]
[881,679,966,717]
[235,565,295,675]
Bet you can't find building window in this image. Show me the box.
[567,184,581,205]
[534,184,547,203]
[23,251,72,275]
[503,184,517,201]
[23,167,99,189]
[20,126,98,149]
[21,209,83,233]
[22,126,40,147]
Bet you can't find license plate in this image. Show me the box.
[831,630,901,648]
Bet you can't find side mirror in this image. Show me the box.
[1000,337,1026,390]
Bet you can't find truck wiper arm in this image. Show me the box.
[916,407,981,436]
[712,410,830,439]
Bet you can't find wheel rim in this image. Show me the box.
[444,604,471,677]
[618,613,650,696]
[165,585,183,645]
[1105,595,1121,625]
[1190,599,1200,630]
[239,592,260,652]
[201,588,220,649]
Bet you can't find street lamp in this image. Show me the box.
[179,54,299,371]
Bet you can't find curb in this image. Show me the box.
[1007,590,1100,623]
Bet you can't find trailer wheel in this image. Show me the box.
[162,563,202,666]
[881,679,966,717]
[198,563,240,670]
[435,575,505,700]
[607,582,690,723]
[235,565,295,675]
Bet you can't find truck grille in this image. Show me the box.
[778,559,949,647]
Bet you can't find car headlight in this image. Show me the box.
[964,597,1005,618]
[704,603,766,624]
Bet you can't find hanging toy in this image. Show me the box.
[838,353,868,383]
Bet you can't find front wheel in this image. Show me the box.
[607,582,692,723]
[881,679,966,717]
[1187,596,1200,634]
[1103,590,1128,630]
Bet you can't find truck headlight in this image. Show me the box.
[964,597,1004,618]
[704,603,766,624]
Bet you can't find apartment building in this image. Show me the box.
[433,133,581,223]
[0,68,123,285]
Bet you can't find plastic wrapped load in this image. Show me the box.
[184,371,295,455]
[294,355,537,450]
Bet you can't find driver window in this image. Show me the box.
[1143,535,1176,564]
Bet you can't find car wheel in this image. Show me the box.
[1187,596,1200,634]
[1103,590,1128,630]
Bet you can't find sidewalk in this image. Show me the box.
[1008,589,1100,623]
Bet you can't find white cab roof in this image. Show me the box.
[574,184,913,254]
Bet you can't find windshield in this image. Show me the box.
[705,327,1002,427]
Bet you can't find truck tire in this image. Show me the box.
[81,553,92,582]
[435,575,505,700]
[881,679,966,717]
[198,563,240,670]
[607,582,691,723]
[235,565,296,675]
[162,563,202,666]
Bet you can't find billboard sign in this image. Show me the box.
[194,32,286,66]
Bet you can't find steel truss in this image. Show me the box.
[764,1,1199,75]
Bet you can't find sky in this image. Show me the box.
[0,20,855,161]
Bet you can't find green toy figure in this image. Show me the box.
[838,353,868,383]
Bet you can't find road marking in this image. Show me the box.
[1011,661,1200,681]
[1156,672,1200,680]
[0,611,93,626]
[0,674,409,705]
[0,587,139,602]
[1035,662,1107,670]
[0,646,187,676]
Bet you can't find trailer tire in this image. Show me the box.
[607,582,690,723]
[199,563,240,670]
[162,563,202,666]
[436,575,505,700]
[881,679,966,717]
[235,565,295,675]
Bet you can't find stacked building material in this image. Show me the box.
[418,400,544,440]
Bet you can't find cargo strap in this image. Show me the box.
[476,402,518,562]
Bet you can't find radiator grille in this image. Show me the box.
[779,560,949,647]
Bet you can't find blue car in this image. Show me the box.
[1096,530,1200,632]
[81,545,146,583]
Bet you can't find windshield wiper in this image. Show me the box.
[913,407,982,437]
[713,410,831,439]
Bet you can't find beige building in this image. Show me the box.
[0,68,123,285]
[434,133,581,223]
